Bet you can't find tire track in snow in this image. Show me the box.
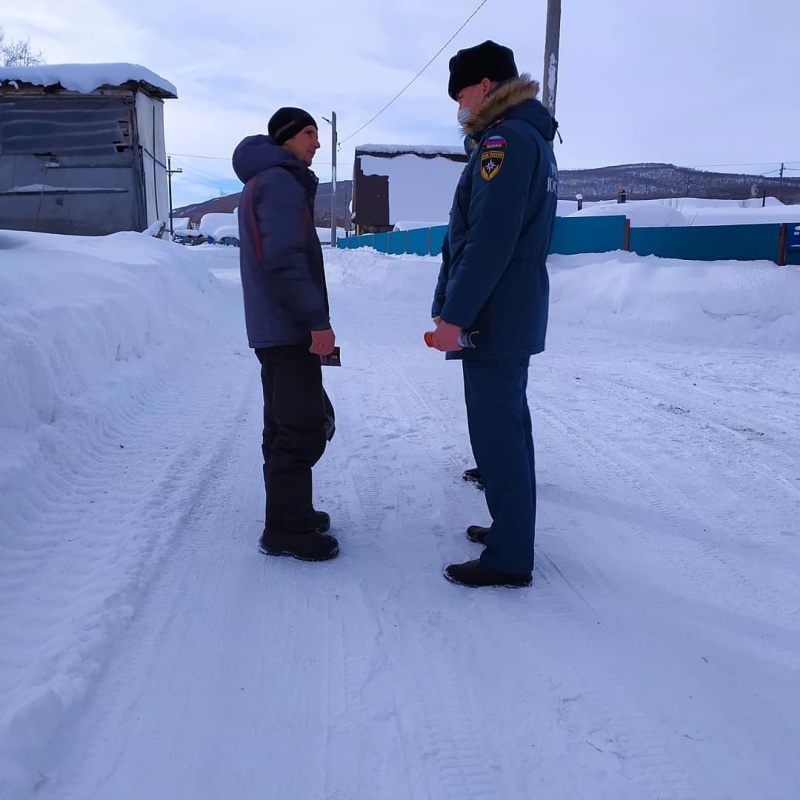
[0,324,255,799]
[535,392,798,630]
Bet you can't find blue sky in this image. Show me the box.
[5,0,798,207]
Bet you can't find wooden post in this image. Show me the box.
[542,0,562,118]
[778,223,787,266]
[624,218,631,252]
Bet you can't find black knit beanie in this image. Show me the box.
[268,107,318,146]
[447,40,518,100]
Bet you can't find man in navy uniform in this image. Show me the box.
[430,41,559,588]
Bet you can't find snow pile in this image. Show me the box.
[567,200,689,227]
[0,231,233,798]
[549,252,800,349]
[198,212,238,241]
[564,197,800,227]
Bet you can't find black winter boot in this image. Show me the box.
[259,529,339,562]
[462,466,484,490]
[444,559,531,588]
[466,525,490,544]
[314,510,331,533]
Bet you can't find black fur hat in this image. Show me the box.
[268,107,317,146]
[448,40,518,100]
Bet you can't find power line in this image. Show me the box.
[339,0,490,145]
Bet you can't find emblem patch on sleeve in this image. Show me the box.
[480,149,505,181]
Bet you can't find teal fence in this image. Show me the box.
[548,215,628,255]
[338,217,800,265]
[630,223,782,262]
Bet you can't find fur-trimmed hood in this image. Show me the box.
[460,74,557,144]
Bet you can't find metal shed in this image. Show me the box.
[0,63,177,236]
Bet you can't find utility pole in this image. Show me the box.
[779,162,785,203]
[166,156,183,236]
[322,112,338,246]
[542,0,562,118]
[330,111,338,247]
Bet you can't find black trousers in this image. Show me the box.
[255,346,330,533]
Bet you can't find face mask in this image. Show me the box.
[457,107,471,125]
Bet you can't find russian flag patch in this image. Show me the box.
[483,135,507,150]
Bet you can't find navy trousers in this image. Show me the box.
[462,357,537,575]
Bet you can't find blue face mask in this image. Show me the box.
[457,107,471,125]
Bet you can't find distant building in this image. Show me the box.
[352,145,468,235]
[0,63,177,236]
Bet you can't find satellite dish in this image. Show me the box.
[751,184,759,198]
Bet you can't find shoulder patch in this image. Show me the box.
[480,149,505,181]
[483,135,507,150]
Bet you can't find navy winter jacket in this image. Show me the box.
[232,135,329,349]
[432,76,559,360]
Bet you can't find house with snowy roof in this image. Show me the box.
[0,63,177,237]
[352,144,468,234]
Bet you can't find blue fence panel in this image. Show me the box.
[388,230,408,255]
[630,223,780,262]
[548,215,627,255]
[369,232,387,253]
[406,228,431,255]
[429,226,448,256]
[786,223,800,265]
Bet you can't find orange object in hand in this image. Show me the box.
[424,330,479,349]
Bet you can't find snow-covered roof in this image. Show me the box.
[199,212,238,238]
[356,144,466,159]
[0,63,177,99]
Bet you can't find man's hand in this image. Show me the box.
[431,320,463,352]
[310,328,336,356]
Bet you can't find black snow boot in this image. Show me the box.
[462,467,484,490]
[444,559,531,588]
[259,529,339,562]
[314,510,331,533]
[466,525,490,544]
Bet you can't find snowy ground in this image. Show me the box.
[1,231,799,799]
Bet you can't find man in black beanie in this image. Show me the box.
[232,107,339,562]
[430,41,559,588]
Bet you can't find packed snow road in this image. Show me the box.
[2,240,798,799]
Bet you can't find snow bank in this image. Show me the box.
[565,198,800,227]
[0,230,229,798]
[549,252,800,349]
[567,201,687,227]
